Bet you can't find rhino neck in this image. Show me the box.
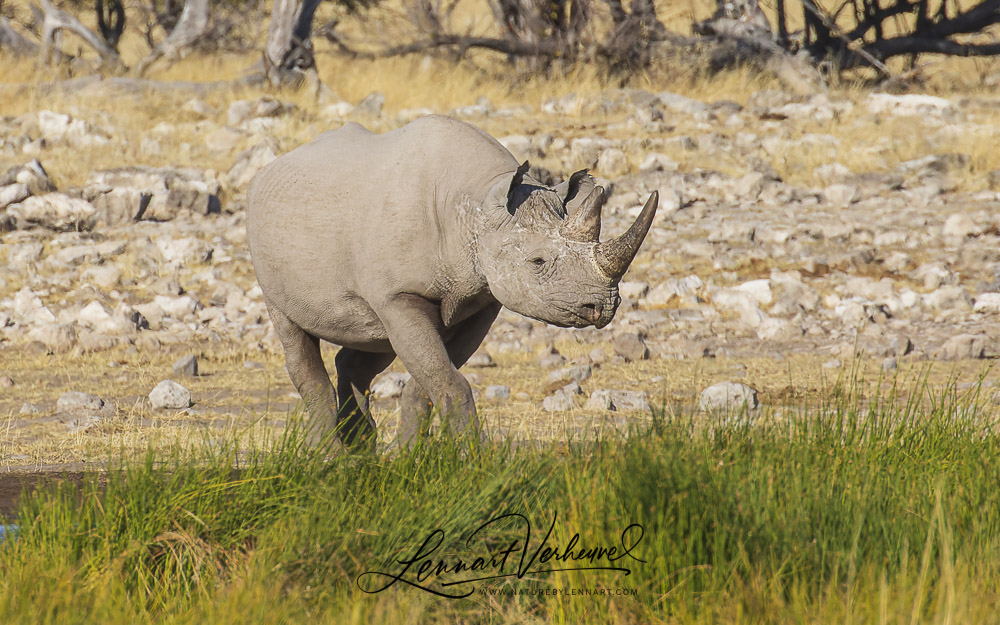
[432,190,497,327]
[428,152,520,327]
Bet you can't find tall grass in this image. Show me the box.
[1,378,999,624]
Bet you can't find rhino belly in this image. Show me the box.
[254,247,394,352]
[280,291,394,352]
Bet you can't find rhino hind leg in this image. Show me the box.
[334,348,395,451]
[395,302,501,448]
[267,303,340,447]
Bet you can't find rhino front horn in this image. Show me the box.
[596,191,659,279]
[560,186,605,242]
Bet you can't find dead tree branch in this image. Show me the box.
[136,0,210,76]
[866,38,1000,58]
[799,0,892,75]
[695,0,1000,87]
[35,0,124,70]
[797,0,1000,71]
[852,0,1000,66]
[0,16,38,56]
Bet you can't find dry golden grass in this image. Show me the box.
[5,46,1000,192]
[4,68,999,193]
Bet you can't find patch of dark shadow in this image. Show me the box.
[0,470,100,521]
[0,467,263,524]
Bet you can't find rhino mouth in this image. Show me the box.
[548,292,620,329]
[530,304,591,329]
[594,292,621,329]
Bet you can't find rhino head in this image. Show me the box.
[474,161,659,329]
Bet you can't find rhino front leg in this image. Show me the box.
[266,303,340,447]
[396,302,501,447]
[398,381,433,446]
[334,348,395,451]
[380,294,485,444]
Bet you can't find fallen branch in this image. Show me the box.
[322,32,562,59]
[863,38,1000,60]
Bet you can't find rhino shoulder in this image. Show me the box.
[304,122,375,150]
[326,121,375,139]
[406,114,470,129]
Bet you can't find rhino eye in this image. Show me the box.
[528,256,547,268]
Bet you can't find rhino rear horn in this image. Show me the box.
[555,169,590,205]
[507,160,531,207]
[595,191,658,279]
[560,186,604,242]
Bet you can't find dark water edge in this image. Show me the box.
[0,470,93,521]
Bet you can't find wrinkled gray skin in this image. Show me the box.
[247,115,658,450]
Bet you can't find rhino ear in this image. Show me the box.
[506,160,531,208]
[555,169,596,215]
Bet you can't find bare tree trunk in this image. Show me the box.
[775,0,788,46]
[35,0,124,70]
[264,0,323,88]
[136,0,211,76]
[96,0,126,51]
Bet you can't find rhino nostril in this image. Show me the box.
[581,302,601,321]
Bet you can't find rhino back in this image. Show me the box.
[247,116,518,344]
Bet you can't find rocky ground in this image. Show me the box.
[1,83,999,467]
